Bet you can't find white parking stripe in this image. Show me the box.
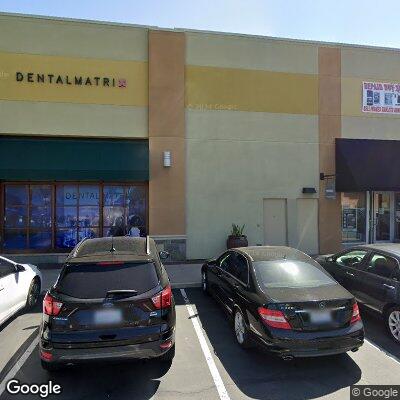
[365,338,400,366]
[180,289,231,400]
[0,336,39,397]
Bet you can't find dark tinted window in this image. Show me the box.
[366,253,398,278]
[228,253,248,283]
[253,259,335,288]
[56,262,159,299]
[0,258,15,278]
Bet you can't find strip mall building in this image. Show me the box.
[1,12,400,261]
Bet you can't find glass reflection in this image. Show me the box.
[4,230,28,249]
[79,186,99,206]
[104,186,124,206]
[56,229,78,248]
[57,186,78,206]
[5,186,28,205]
[30,207,52,228]
[31,186,52,206]
[56,207,78,228]
[5,206,27,228]
[29,231,52,248]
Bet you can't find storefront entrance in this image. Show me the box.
[342,191,400,245]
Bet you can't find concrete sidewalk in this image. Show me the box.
[39,263,203,292]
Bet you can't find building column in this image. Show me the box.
[148,30,186,260]
[318,47,342,254]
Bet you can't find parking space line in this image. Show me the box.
[365,338,400,366]
[0,336,39,397]
[180,289,231,400]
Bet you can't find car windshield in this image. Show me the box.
[253,259,336,289]
[56,262,159,299]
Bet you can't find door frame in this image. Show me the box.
[371,191,394,243]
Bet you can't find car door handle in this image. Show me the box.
[346,271,355,277]
[383,283,395,290]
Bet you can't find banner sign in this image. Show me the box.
[362,81,400,114]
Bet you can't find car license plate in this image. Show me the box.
[310,310,332,324]
[94,309,122,325]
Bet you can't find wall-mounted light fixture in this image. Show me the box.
[163,151,171,167]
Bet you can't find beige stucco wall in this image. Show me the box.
[186,109,319,259]
[185,32,320,259]
[186,32,318,74]
[0,14,148,138]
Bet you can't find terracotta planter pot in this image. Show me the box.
[227,235,248,249]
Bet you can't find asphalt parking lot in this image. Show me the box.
[0,286,400,400]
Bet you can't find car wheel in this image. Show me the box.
[386,307,400,343]
[159,344,175,362]
[233,309,251,348]
[202,271,209,295]
[41,360,60,372]
[26,278,41,309]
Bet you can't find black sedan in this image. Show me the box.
[201,246,364,359]
[316,244,400,343]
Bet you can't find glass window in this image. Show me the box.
[103,186,147,237]
[78,185,99,206]
[253,260,335,288]
[227,253,249,284]
[2,183,148,251]
[341,193,366,243]
[29,231,52,249]
[3,230,28,249]
[55,185,100,248]
[104,186,124,206]
[56,262,159,299]
[366,253,398,278]
[0,258,15,278]
[335,250,368,268]
[5,186,28,205]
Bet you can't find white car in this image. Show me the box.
[0,256,42,326]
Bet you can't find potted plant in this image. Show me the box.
[227,224,248,249]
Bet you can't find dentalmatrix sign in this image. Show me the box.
[0,52,147,106]
[362,81,400,114]
[15,72,127,88]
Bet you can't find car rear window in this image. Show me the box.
[56,262,159,299]
[253,259,336,289]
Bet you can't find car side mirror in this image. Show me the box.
[15,264,25,272]
[159,250,170,260]
[326,256,334,263]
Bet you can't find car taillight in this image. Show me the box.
[43,293,63,316]
[258,306,292,330]
[351,302,361,324]
[151,285,172,309]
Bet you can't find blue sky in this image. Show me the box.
[1,0,399,48]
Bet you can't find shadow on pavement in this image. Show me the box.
[360,305,400,360]
[1,351,171,400]
[185,288,362,400]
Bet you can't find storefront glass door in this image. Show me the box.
[373,191,393,242]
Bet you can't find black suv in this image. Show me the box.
[39,236,175,371]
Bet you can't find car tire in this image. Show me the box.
[386,306,400,343]
[202,271,209,295]
[25,278,41,310]
[233,308,251,349]
[41,360,60,372]
[159,344,175,362]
